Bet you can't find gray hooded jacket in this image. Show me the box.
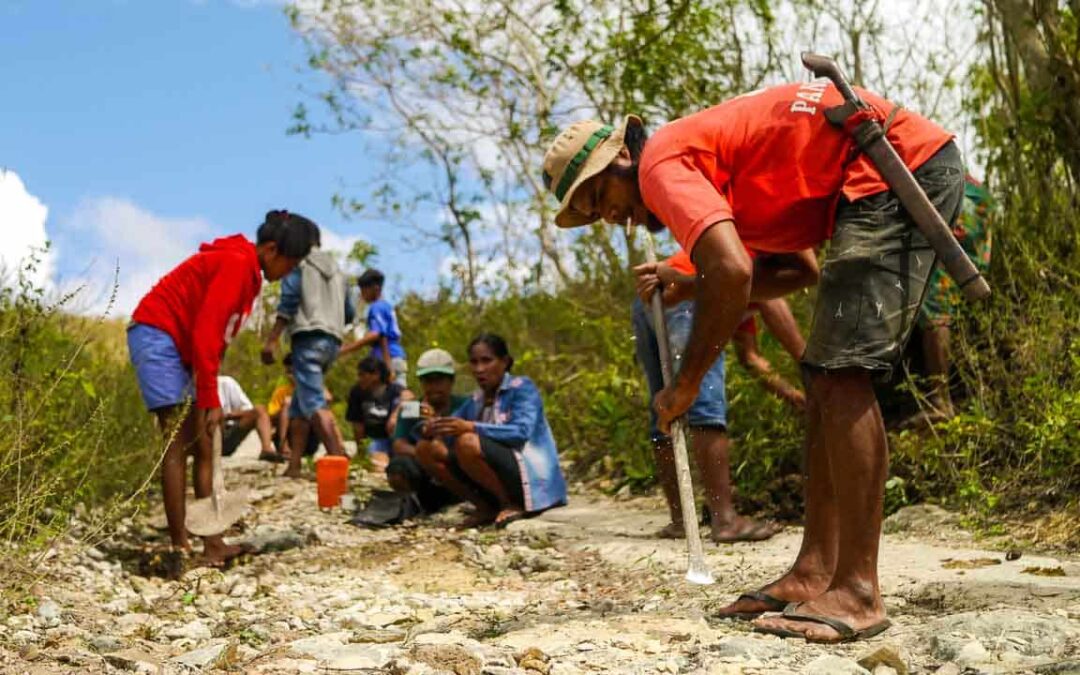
[277,248,353,340]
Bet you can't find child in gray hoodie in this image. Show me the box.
[262,224,355,478]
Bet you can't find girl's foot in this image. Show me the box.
[202,538,247,568]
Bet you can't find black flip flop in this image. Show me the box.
[715,590,787,621]
[754,602,892,643]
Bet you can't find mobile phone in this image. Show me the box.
[401,401,421,419]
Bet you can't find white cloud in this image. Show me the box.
[0,169,53,288]
[60,197,213,316]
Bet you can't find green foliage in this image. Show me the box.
[0,253,159,569]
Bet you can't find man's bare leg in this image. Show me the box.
[191,410,245,564]
[716,371,837,617]
[276,406,292,458]
[251,405,276,455]
[155,406,196,552]
[922,323,955,418]
[753,370,888,640]
[284,417,310,478]
[311,409,345,456]
[652,437,685,538]
[693,427,777,542]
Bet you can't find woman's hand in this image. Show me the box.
[428,417,475,437]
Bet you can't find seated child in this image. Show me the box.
[415,334,567,528]
[266,353,320,459]
[216,375,280,462]
[346,356,410,471]
[385,348,468,514]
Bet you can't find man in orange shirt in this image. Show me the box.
[543,81,963,643]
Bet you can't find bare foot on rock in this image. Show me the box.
[710,515,780,543]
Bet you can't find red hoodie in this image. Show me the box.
[131,235,263,409]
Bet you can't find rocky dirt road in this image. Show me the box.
[2,439,1078,674]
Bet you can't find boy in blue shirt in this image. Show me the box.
[341,269,407,387]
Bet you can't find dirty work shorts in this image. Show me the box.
[802,141,965,373]
[127,323,193,412]
[447,436,526,510]
[288,331,340,418]
[632,298,727,441]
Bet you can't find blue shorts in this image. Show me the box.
[632,298,727,440]
[289,331,341,419]
[368,438,392,456]
[127,323,193,412]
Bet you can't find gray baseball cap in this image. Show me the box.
[416,348,456,377]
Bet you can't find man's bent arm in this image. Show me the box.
[677,221,753,391]
[756,297,807,362]
[749,248,819,301]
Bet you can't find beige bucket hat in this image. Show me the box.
[543,114,643,228]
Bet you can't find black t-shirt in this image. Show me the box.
[346,383,404,439]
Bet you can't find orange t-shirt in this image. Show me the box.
[639,82,953,256]
[663,250,756,334]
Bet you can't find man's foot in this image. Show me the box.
[201,539,248,568]
[281,465,303,479]
[494,507,526,529]
[713,569,831,619]
[655,521,686,539]
[751,588,887,643]
[710,516,780,543]
[259,450,287,463]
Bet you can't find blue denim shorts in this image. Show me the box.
[127,323,193,412]
[632,298,727,440]
[289,331,341,418]
[368,438,392,456]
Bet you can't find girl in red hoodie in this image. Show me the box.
[128,210,317,573]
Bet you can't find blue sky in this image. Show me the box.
[0,0,437,313]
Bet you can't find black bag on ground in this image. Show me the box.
[349,490,423,528]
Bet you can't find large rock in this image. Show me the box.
[36,599,61,627]
[88,634,125,653]
[928,610,1080,661]
[172,641,236,669]
[164,619,212,641]
[713,636,790,661]
[115,613,156,637]
[240,526,313,554]
[803,655,871,675]
[883,504,960,535]
[856,644,908,675]
[324,644,399,671]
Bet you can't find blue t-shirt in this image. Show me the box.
[366,299,405,359]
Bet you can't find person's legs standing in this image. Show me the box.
[632,298,683,533]
[754,142,964,640]
[285,334,342,476]
[129,324,196,554]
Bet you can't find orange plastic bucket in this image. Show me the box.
[315,456,349,508]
